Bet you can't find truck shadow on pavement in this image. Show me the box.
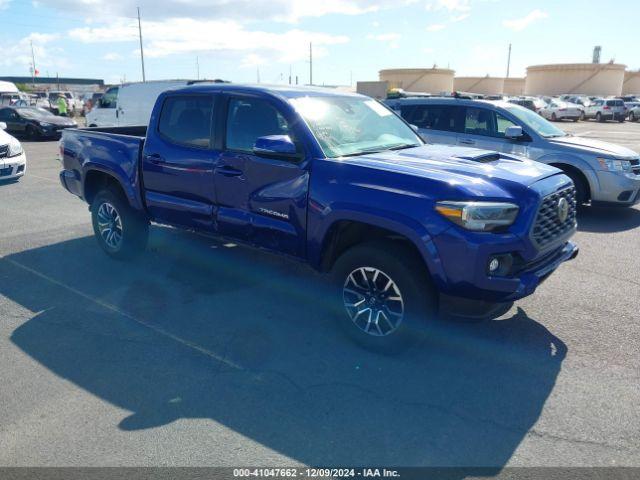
[3,227,567,471]
[577,206,640,233]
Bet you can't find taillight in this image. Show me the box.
[604,106,610,110]
[559,108,567,112]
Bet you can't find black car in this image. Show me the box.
[0,106,77,140]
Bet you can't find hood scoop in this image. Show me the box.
[453,151,504,163]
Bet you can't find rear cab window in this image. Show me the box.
[158,95,214,149]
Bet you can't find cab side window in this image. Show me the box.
[403,105,463,132]
[158,95,214,149]
[464,107,494,137]
[495,112,518,138]
[225,98,290,153]
[100,87,119,109]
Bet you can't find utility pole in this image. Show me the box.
[289,65,292,85]
[257,67,261,83]
[506,43,512,78]
[30,40,36,88]
[196,56,200,80]
[309,42,313,86]
[137,7,146,82]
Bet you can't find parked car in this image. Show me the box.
[59,84,578,350]
[85,80,192,127]
[0,92,30,106]
[508,97,537,112]
[0,121,26,181]
[539,100,582,122]
[627,103,640,122]
[385,97,640,206]
[48,91,83,115]
[0,106,77,139]
[583,98,626,122]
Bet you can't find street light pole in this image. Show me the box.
[137,7,146,82]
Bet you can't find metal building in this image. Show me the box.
[453,76,505,95]
[524,63,626,96]
[379,68,454,94]
[622,71,640,95]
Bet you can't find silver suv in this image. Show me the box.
[385,97,640,206]
[583,98,626,122]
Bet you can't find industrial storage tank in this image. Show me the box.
[503,77,526,96]
[525,63,626,96]
[453,76,505,95]
[379,68,454,94]
[622,71,640,95]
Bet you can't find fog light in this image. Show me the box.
[489,257,500,273]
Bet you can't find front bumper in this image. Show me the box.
[591,170,640,205]
[432,224,579,303]
[0,152,27,180]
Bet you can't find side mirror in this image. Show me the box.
[410,124,419,132]
[253,135,301,161]
[0,122,6,130]
[504,125,524,140]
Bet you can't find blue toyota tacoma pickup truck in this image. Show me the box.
[60,84,578,350]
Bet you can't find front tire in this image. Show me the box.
[551,113,557,122]
[91,188,148,259]
[596,112,603,123]
[332,241,436,353]
[563,170,588,207]
[630,112,636,122]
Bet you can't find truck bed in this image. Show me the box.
[81,125,147,138]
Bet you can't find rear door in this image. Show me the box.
[401,104,463,145]
[214,93,309,257]
[141,93,219,230]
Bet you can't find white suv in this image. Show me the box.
[583,98,626,122]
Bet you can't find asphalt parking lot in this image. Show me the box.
[0,121,639,469]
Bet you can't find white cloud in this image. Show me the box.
[426,0,470,12]
[69,19,349,64]
[0,33,63,69]
[40,0,398,23]
[102,52,123,61]
[426,23,446,32]
[450,13,469,22]
[502,9,548,31]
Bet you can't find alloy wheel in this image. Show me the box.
[342,267,404,337]
[96,202,123,250]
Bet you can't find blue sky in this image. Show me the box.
[1,0,638,86]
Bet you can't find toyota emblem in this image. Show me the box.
[557,197,569,223]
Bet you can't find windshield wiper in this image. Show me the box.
[388,144,420,151]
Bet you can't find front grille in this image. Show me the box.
[531,186,577,249]
[0,145,8,159]
[0,166,13,177]
[631,158,640,176]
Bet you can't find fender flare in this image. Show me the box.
[537,153,600,196]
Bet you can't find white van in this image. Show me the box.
[0,81,19,94]
[86,80,193,127]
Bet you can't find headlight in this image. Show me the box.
[39,122,54,128]
[7,137,23,157]
[598,157,632,172]
[436,201,519,232]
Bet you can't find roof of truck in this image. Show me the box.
[170,83,363,99]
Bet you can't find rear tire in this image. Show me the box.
[551,113,557,122]
[91,188,148,260]
[25,125,39,140]
[596,112,603,123]
[630,112,636,122]
[331,241,437,353]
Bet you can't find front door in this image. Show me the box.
[0,108,25,134]
[141,93,219,230]
[214,94,309,258]
[457,107,531,157]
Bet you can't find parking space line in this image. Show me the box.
[2,257,244,371]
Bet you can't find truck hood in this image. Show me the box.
[340,144,559,188]
[548,135,639,159]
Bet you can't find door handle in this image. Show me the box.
[146,153,166,165]
[214,165,243,177]
[459,139,475,145]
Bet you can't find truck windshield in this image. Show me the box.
[505,105,566,138]
[289,96,422,158]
